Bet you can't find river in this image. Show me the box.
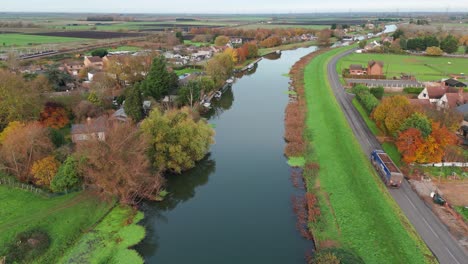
[135,47,317,263]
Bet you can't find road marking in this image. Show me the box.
[446,248,461,264]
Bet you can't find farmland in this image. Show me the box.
[337,53,468,81]
[0,33,89,47]
[0,185,113,263]
[29,31,145,39]
[303,47,433,263]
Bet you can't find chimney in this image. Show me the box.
[87,117,92,125]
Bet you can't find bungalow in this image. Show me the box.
[71,116,107,143]
[64,61,84,76]
[349,64,366,75]
[84,56,104,70]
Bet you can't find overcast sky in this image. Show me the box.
[2,0,468,13]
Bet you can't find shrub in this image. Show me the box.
[352,85,380,113]
[50,156,81,193]
[370,86,384,100]
[311,248,365,264]
[426,46,443,56]
[4,230,50,263]
[403,87,424,94]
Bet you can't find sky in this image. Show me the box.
[1,0,468,13]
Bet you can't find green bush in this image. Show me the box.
[50,156,81,193]
[370,86,384,100]
[403,87,424,94]
[352,85,380,113]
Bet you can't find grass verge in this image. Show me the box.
[351,98,381,136]
[60,206,145,264]
[0,185,113,263]
[303,47,435,263]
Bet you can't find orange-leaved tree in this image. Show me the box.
[39,102,69,129]
[31,156,60,187]
[396,128,424,163]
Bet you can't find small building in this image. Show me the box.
[64,61,84,76]
[84,56,104,70]
[71,116,107,143]
[349,64,366,75]
[444,78,467,88]
[367,60,384,76]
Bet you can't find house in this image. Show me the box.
[367,60,384,76]
[64,61,84,76]
[349,64,366,75]
[112,108,128,122]
[382,36,394,43]
[456,104,468,127]
[364,41,381,51]
[84,56,104,70]
[417,84,467,109]
[230,38,243,46]
[71,116,107,143]
[444,78,467,88]
[365,23,375,30]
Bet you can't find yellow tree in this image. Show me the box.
[31,156,60,187]
[224,48,238,64]
[0,121,24,144]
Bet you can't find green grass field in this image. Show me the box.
[0,185,113,263]
[337,52,468,81]
[60,206,145,264]
[303,47,434,263]
[0,33,89,47]
[175,67,203,76]
[108,45,142,52]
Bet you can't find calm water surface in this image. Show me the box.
[136,47,318,263]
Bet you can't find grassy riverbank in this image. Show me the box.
[0,185,113,263]
[60,206,145,264]
[302,47,434,263]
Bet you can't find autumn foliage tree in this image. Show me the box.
[141,107,215,173]
[75,121,164,204]
[396,128,424,163]
[397,123,458,163]
[0,122,54,182]
[31,156,60,187]
[372,95,416,135]
[39,102,69,129]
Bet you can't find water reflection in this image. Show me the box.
[203,87,234,119]
[263,52,282,60]
[135,156,216,256]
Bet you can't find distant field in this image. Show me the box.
[236,23,329,30]
[337,53,468,81]
[108,45,142,52]
[0,33,89,47]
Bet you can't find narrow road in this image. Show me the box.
[327,48,468,264]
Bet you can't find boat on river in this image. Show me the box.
[226,78,234,84]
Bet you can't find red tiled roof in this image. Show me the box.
[86,56,103,63]
[426,86,446,99]
[368,60,384,67]
[409,99,431,106]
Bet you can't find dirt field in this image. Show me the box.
[437,181,468,206]
[28,31,146,39]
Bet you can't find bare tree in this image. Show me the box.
[75,121,164,204]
